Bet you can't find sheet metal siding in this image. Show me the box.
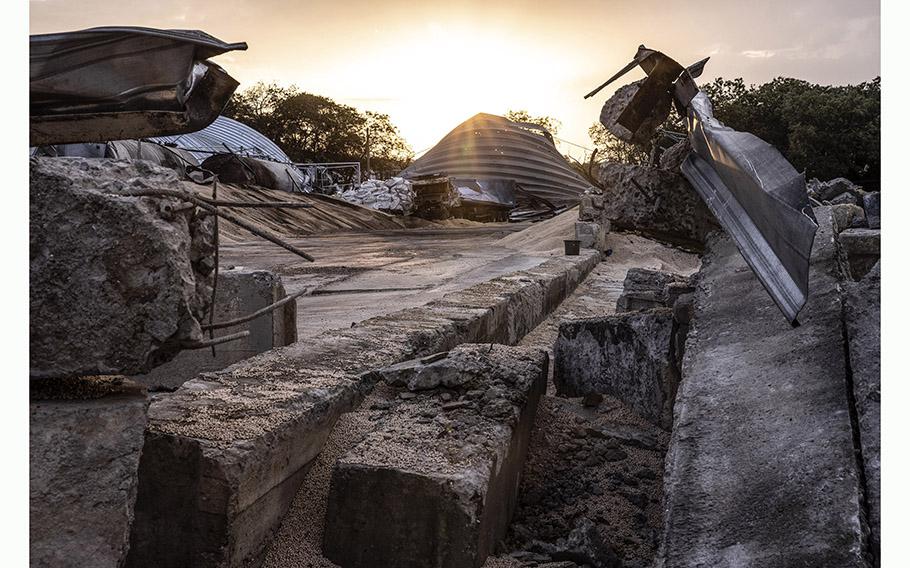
[151,116,293,164]
[402,113,593,207]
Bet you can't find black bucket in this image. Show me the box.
[564,239,581,256]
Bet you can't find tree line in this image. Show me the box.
[224,77,880,189]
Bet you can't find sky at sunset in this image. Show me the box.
[29,0,880,159]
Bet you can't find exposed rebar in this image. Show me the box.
[202,287,312,331]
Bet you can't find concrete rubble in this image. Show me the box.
[30,157,216,378]
[30,376,150,568]
[125,251,599,568]
[863,192,881,229]
[133,267,297,391]
[553,309,681,430]
[659,208,869,567]
[340,176,415,215]
[838,228,881,280]
[844,261,881,561]
[614,268,693,313]
[597,162,719,251]
[323,344,548,568]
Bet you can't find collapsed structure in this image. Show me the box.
[28,26,881,568]
[402,113,596,219]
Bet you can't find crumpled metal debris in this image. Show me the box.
[588,46,818,325]
[401,113,595,208]
[30,27,246,146]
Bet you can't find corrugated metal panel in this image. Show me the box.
[151,116,294,164]
[401,113,594,207]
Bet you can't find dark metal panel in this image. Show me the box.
[29,27,246,145]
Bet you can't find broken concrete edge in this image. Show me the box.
[553,308,681,430]
[127,250,599,567]
[842,262,881,563]
[132,267,297,391]
[31,378,150,568]
[323,344,548,568]
[658,207,871,567]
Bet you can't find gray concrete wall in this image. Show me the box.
[133,268,297,391]
[30,378,149,568]
[126,251,599,568]
[658,208,869,567]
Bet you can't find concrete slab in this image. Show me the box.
[30,377,149,568]
[133,268,297,391]
[838,228,881,280]
[126,251,599,568]
[844,262,881,561]
[323,344,548,568]
[658,208,869,567]
[553,309,680,429]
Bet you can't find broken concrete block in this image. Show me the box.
[599,79,669,146]
[829,191,859,206]
[30,157,215,378]
[658,138,691,172]
[838,228,881,280]
[598,163,719,251]
[575,221,606,250]
[807,177,863,202]
[843,261,880,557]
[578,194,604,222]
[659,208,868,567]
[126,253,599,568]
[30,376,149,568]
[553,309,679,429]
[863,191,881,229]
[133,268,297,391]
[323,345,548,568]
[615,268,690,313]
[831,204,867,233]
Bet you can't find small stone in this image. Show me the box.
[604,448,628,462]
[441,400,472,411]
[399,392,417,400]
[440,392,453,402]
[582,392,604,408]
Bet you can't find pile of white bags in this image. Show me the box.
[340,177,415,215]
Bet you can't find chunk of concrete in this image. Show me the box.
[323,344,548,568]
[807,177,863,202]
[615,268,691,313]
[659,208,869,567]
[30,157,215,378]
[126,252,599,568]
[863,192,880,229]
[830,191,859,206]
[838,228,881,280]
[578,194,604,222]
[575,221,606,250]
[844,261,880,560]
[831,204,867,233]
[553,309,679,429]
[598,163,719,251]
[658,138,691,172]
[133,268,297,391]
[30,376,149,567]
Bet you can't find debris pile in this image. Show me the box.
[597,162,719,251]
[340,177,415,215]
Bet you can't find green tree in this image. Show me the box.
[223,82,414,174]
[702,76,880,186]
[505,110,562,137]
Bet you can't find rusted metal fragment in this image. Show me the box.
[30,27,246,145]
